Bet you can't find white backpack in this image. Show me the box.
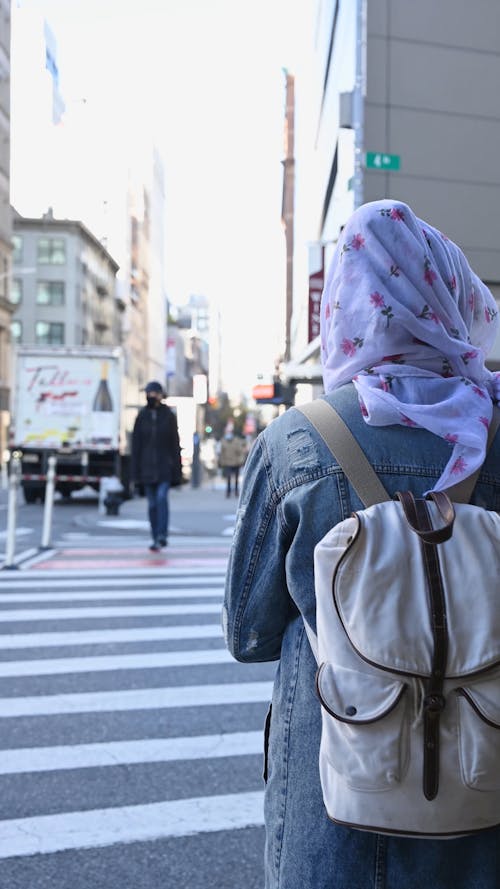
[297,399,500,838]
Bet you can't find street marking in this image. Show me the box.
[0,547,40,568]
[59,536,229,547]
[0,731,262,774]
[12,567,227,578]
[0,681,273,717]
[60,547,230,556]
[0,576,224,590]
[35,560,229,571]
[12,549,55,570]
[0,623,224,649]
[0,603,222,622]
[0,528,33,539]
[0,648,235,677]
[0,588,224,603]
[0,791,264,858]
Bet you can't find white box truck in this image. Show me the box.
[10,346,135,503]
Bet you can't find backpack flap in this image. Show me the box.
[316,662,410,795]
[316,662,407,723]
[330,499,500,678]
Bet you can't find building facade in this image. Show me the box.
[0,0,13,458]
[166,296,210,398]
[290,0,500,389]
[11,211,122,349]
[10,7,167,407]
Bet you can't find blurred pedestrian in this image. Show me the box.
[131,381,182,551]
[223,200,500,888]
[218,431,246,497]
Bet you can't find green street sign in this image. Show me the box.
[365,152,400,171]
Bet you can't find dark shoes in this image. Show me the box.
[149,537,167,552]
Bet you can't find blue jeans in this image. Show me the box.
[144,481,170,542]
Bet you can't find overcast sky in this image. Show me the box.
[11,0,316,395]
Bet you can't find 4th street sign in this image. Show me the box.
[365,152,400,171]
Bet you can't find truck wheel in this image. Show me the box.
[23,486,40,504]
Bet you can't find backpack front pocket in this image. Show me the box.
[316,662,409,791]
[456,677,500,791]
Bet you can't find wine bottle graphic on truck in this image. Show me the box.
[91,361,115,445]
[92,362,113,411]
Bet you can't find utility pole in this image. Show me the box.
[281,70,295,363]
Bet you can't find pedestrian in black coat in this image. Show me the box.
[131,381,182,551]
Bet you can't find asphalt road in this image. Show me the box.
[0,480,274,888]
[0,476,238,560]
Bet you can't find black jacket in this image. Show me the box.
[131,403,182,485]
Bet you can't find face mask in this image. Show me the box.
[146,395,158,408]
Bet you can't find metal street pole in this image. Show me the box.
[353,0,367,209]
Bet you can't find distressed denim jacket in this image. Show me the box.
[224,384,500,889]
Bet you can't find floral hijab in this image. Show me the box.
[320,199,500,491]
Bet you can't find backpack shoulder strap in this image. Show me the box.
[295,400,390,508]
[297,401,500,507]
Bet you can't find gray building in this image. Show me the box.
[0,0,13,457]
[11,210,123,348]
[290,0,500,389]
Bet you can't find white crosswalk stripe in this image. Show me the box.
[0,623,224,649]
[0,680,273,717]
[0,602,223,621]
[0,647,235,677]
[0,792,265,859]
[0,545,273,871]
[0,576,223,589]
[0,731,263,774]
[0,587,224,602]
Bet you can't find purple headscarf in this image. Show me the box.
[320,199,500,491]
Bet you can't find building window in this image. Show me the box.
[35,321,65,344]
[36,280,65,305]
[10,321,22,344]
[11,236,23,264]
[10,279,22,305]
[37,238,66,264]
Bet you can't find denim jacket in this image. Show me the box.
[224,384,500,889]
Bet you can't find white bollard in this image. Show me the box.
[1,449,10,490]
[3,455,21,570]
[98,477,111,515]
[40,455,57,550]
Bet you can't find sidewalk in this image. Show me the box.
[78,477,238,532]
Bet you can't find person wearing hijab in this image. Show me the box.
[223,200,500,889]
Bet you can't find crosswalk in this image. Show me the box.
[0,538,275,884]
